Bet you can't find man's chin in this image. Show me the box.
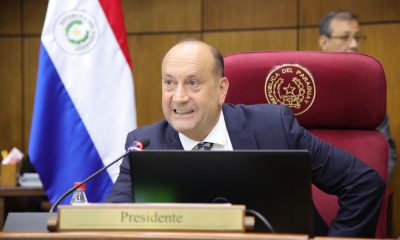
[172,123,207,141]
[177,130,197,140]
[171,123,195,134]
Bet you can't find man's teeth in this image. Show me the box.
[175,109,193,114]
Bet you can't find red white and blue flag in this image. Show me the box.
[29,0,136,205]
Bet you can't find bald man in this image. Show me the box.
[106,39,385,237]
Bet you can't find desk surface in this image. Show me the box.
[0,187,46,228]
[0,231,308,240]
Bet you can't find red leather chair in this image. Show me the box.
[224,51,388,237]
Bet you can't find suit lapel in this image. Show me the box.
[222,104,258,150]
[164,125,184,149]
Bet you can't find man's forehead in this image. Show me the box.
[163,56,206,70]
[330,19,360,33]
[162,57,207,78]
[162,43,214,73]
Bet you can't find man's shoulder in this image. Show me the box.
[224,103,288,116]
[128,119,171,139]
[223,103,292,131]
[127,119,180,149]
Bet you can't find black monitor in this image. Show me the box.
[129,150,312,234]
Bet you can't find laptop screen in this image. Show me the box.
[128,150,312,234]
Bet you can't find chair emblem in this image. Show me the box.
[264,64,316,116]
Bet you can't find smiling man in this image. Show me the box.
[161,42,228,142]
[106,39,385,237]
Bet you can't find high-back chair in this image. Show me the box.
[224,51,388,237]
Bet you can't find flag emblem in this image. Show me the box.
[54,10,98,55]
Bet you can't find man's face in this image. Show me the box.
[319,19,362,52]
[161,42,229,141]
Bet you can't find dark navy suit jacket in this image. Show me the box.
[106,104,385,237]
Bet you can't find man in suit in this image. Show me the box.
[106,39,386,237]
[319,10,397,177]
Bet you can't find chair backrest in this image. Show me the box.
[224,51,388,237]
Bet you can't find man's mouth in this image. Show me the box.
[174,109,194,115]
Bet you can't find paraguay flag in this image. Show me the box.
[29,0,136,205]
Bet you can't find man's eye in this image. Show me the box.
[340,36,350,41]
[164,79,173,85]
[189,79,199,86]
[163,79,176,90]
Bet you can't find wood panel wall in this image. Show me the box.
[0,0,399,236]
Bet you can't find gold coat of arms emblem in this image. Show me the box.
[264,64,316,116]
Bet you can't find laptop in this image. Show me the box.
[129,150,312,234]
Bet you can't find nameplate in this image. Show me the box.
[56,203,246,232]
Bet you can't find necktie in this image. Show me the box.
[192,142,214,151]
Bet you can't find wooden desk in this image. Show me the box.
[0,231,309,240]
[314,238,373,240]
[0,187,46,227]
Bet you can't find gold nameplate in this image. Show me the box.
[56,203,246,232]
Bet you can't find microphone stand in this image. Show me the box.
[49,147,141,213]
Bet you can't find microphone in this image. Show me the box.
[49,138,150,213]
[128,138,149,151]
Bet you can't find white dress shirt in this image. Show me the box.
[179,111,233,151]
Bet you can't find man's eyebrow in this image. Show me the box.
[186,74,199,79]
[162,73,200,79]
[338,30,353,34]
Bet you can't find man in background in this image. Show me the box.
[319,10,397,178]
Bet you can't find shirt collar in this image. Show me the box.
[179,111,230,150]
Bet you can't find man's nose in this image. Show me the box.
[348,37,359,52]
[172,84,189,103]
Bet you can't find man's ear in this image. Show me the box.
[219,77,229,105]
[319,35,329,51]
